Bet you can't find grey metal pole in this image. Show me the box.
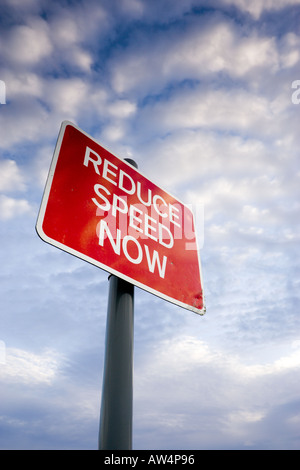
[98,275,134,450]
[98,158,137,451]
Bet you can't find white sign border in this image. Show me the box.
[36,121,206,315]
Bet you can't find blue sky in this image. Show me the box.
[0,0,300,450]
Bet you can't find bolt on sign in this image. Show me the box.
[36,121,205,315]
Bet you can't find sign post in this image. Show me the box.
[99,158,138,451]
[36,121,205,450]
[99,275,134,450]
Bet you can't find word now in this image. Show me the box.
[98,219,168,278]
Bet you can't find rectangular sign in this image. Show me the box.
[36,121,205,314]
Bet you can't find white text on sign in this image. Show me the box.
[83,146,195,279]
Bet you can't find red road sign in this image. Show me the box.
[36,121,205,314]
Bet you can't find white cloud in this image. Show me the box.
[3,0,39,8]
[223,0,300,19]
[110,18,279,96]
[50,15,94,71]
[6,72,43,99]
[0,99,48,148]
[138,87,276,139]
[0,76,90,149]
[99,99,137,142]
[5,18,52,65]
[32,145,57,188]
[134,335,300,449]
[70,48,93,71]
[107,99,137,118]
[0,347,61,385]
[101,123,127,142]
[0,160,26,192]
[135,126,280,200]
[138,335,300,384]
[279,32,300,68]
[0,341,5,365]
[0,195,32,219]
[45,77,89,116]
[120,0,144,18]
[50,15,80,46]
[165,22,278,78]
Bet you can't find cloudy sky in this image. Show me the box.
[1,0,300,450]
